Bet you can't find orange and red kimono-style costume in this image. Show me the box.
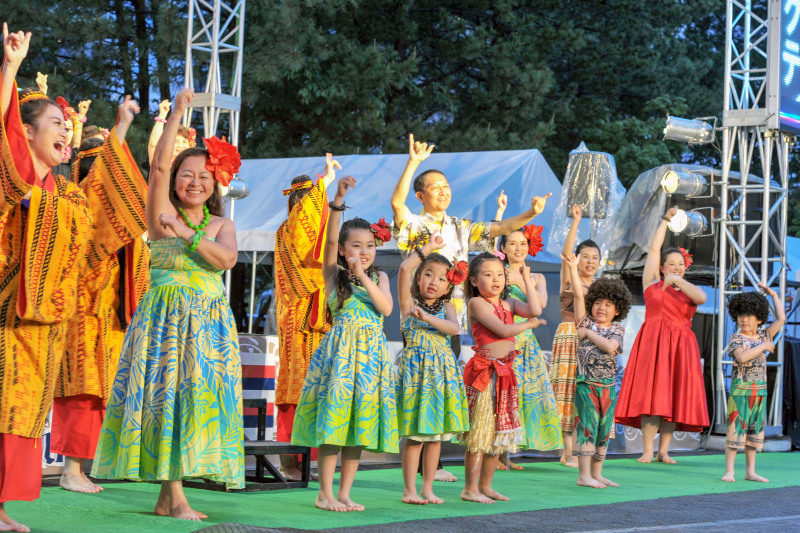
[274,179,331,442]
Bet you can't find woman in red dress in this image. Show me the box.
[615,207,709,463]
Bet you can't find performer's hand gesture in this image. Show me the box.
[571,203,582,218]
[158,99,171,119]
[336,176,356,199]
[521,264,532,279]
[408,305,428,322]
[173,88,194,116]
[159,213,191,240]
[2,23,31,65]
[422,231,445,255]
[36,72,47,94]
[78,99,92,118]
[531,193,552,216]
[757,282,777,297]
[497,190,508,211]
[323,152,342,181]
[662,273,681,289]
[117,95,140,126]
[664,206,679,221]
[347,255,366,279]
[561,252,579,269]
[408,133,435,163]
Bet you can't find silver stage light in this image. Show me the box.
[221,176,250,199]
[667,209,708,238]
[663,116,715,145]
[660,170,708,197]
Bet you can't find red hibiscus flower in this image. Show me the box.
[522,224,544,257]
[55,96,77,120]
[203,135,241,186]
[370,217,392,245]
[447,260,468,286]
[678,247,693,268]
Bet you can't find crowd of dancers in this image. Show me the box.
[0,23,787,531]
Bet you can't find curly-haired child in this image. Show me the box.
[722,283,785,483]
[562,253,633,489]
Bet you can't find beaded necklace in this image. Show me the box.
[346,267,374,287]
[178,205,211,231]
[416,297,444,315]
[483,296,509,324]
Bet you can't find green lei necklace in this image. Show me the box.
[178,205,211,231]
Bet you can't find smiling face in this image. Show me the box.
[64,118,74,147]
[501,230,528,265]
[577,245,601,279]
[591,298,618,326]
[660,251,686,279]
[470,258,506,299]
[174,134,192,160]
[415,172,451,213]
[338,228,377,270]
[417,261,450,301]
[173,155,215,209]
[24,103,68,169]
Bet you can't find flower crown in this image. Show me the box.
[679,247,693,268]
[370,217,392,245]
[55,96,78,124]
[522,224,545,257]
[282,181,313,196]
[203,135,241,187]
[446,260,468,286]
[19,90,48,106]
[101,128,110,139]
[188,127,197,148]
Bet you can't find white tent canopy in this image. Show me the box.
[233,149,563,263]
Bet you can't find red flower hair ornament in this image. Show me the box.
[522,224,545,257]
[55,96,78,123]
[370,217,392,245]
[678,247,693,268]
[446,261,468,286]
[203,135,241,187]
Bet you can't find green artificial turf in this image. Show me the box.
[9,452,800,533]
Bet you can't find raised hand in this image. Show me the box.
[158,99,171,118]
[117,95,140,126]
[408,133,435,162]
[520,264,532,280]
[77,99,92,117]
[561,252,579,268]
[336,176,356,198]
[571,203,582,218]
[36,72,47,94]
[323,152,342,181]
[531,193,552,215]
[757,282,777,297]
[665,206,679,220]
[173,88,194,116]
[3,23,31,66]
[423,231,445,254]
[497,189,508,211]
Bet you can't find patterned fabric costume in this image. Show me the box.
[549,285,584,432]
[52,132,150,460]
[92,238,244,489]
[292,277,398,453]
[573,316,624,461]
[396,309,469,441]
[509,285,563,450]
[725,331,769,450]
[392,211,491,333]
[274,178,331,441]
[615,281,709,432]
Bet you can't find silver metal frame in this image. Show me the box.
[715,0,790,434]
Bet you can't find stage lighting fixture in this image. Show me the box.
[222,176,250,199]
[663,116,715,145]
[660,170,708,197]
[667,209,708,238]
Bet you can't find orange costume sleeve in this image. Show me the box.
[0,78,93,438]
[274,179,331,406]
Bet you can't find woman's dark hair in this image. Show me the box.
[584,278,633,321]
[576,239,601,256]
[169,147,225,216]
[660,247,684,266]
[467,252,509,301]
[728,291,770,324]
[76,137,104,183]
[411,253,454,302]
[333,217,379,311]
[287,175,313,213]
[412,169,446,193]
[498,229,527,265]
[19,89,61,128]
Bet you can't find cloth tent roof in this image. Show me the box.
[233,149,563,262]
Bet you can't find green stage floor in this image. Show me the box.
[11,452,800,533]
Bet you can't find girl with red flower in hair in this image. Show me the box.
[494,225,563,470]
[395,232,470,505]
[615,206,709,464]
[92,88,244,521]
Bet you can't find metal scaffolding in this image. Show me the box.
[715,0,791,434]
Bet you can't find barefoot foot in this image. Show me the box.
[657,453,677,464]
[637,452,654,464]
[420,489,444,504]
[595,475,619,487]
[154,501,203,521]
[721,472,736,482]
[0,509,30,533]
[506,460,524,471]
[280,467,304,482]
[576,476,607,489]
[434,468,457,482]
[59,472,103,494]
[401,489,428,505]
[495,462,508,471]
[314,494,349,512]
[461,489,494,504]
[564,459,578,468]
[745,472,769,483]
[480,487,509,501]
[337,497,365,511]
[80,471,104,491]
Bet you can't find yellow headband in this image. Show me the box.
[19,91,49,106]
[282,181,312,196]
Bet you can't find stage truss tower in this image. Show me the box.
[715,0,791,434]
